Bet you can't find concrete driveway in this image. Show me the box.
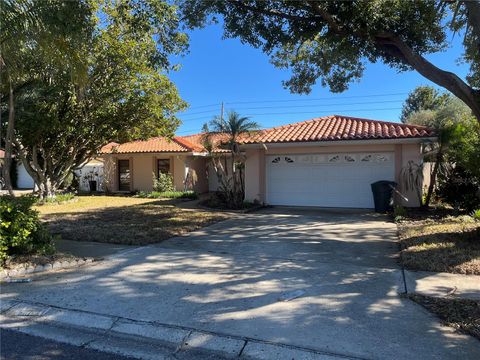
[2,208,479,359]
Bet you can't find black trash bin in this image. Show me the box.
[371,181,397,213]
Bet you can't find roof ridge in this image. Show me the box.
[331,114,430,129]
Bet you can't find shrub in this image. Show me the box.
[152,172,174,192]
[471,210,480,221]
[0,196,54,264]
[37,193,76,205]
[136,191,198,200]
[393,205,408,218]
[437,166,480,212]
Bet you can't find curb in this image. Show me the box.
[1,300,363,360]
[0,258,96,282]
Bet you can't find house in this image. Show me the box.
[0,149,35,189]
[0,149,105,192]
[100,115,436,208]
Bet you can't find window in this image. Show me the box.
[157,159,171,177]
[118,160,130,191]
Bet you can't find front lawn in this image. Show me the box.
[398,214,480,275]
[36,196,228,245]
[408,294,480,340]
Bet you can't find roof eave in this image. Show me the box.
[239,137,438,149]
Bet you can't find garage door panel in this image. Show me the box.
[266,153,394,208]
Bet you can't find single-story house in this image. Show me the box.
[100,115,436,208]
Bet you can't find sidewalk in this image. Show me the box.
[404,270,480,300]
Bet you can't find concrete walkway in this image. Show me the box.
[1,208,479,359]
[404,270,480,300]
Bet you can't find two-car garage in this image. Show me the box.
[265,152,395,209]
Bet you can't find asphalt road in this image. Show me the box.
[0,329,134,360]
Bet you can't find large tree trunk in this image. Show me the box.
[3,81,15,196]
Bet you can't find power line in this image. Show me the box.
[180,98,404,118]
[181,91,411,114]
[222,91,410,105]
[177,107,403,134]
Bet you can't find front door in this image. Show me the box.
[118,160,130,191]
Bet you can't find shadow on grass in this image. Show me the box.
[400,228,480,274]
[41,200,228,245]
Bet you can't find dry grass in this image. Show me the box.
[408,294,480,340]
[36,195,228,245]
[398,216,480,275]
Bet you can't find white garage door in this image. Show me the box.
[266,152,395,208]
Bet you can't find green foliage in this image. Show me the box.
[203,111,259,209]
[181,1,479,104]
[394,205,408,218]
[401,86,449,123]
[37,193,76,205]
[152,172,175,192]
[437,166,480,212]
[0,196,54,263]
[472,210,480,221]
[136,191,198,200]
[4,0,188,198]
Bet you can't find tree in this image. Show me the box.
[402,87,475,207]
[181,0,480,123]
[2,0,188,198]
[400,86,449,123]
[1,0,92,195]
[203,111,260,208]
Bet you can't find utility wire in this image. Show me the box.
[179,106,403,123]
[180,99,404,118]
[181,90,411,114]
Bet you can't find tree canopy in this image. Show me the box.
[1,0,188,197]
[181,0,480,122]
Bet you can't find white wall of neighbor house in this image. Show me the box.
[74,160,104,192]
[17,162,35,189]
[244,142,426,208]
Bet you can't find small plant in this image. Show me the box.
[152,172,174,192]
[37,193,76,205]
[393,205,408,218]
[0,196,54,264]
[135,191,198,200]
[472,209,480,221]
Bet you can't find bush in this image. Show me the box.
[437,166,480,212]
[393,205,408,218]
[37,193,76,205]
[472,209,480,221]
[152,172,174,192]
[136,191,198,200]
[0,196,54,264]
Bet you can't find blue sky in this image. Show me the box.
[170,23,469,135]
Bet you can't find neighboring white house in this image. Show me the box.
[0,149,104,191]
[74,158,105,192]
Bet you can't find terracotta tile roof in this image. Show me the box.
[179,133,231,153]
[240,115,435,144]
[100,115,435,154]
[100,142,120,153]
[101,137,189,154]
